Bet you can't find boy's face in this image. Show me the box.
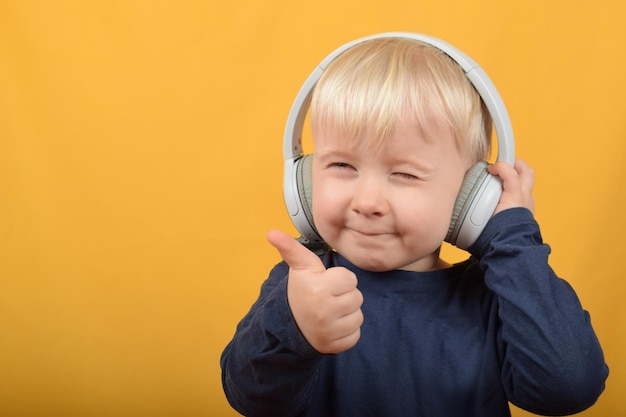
[312,118,471,272]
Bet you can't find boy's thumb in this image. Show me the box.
[267,229,326,272]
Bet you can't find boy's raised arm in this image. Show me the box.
[470,208,608,415]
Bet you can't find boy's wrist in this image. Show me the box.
[467,207,537,258]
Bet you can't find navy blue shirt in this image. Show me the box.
[221,208,608,416]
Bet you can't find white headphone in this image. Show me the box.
[282,32,515,250]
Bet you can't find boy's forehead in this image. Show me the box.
[312,112,451,150]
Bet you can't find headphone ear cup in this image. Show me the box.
[446,161,499,249]
[295,154,317,235]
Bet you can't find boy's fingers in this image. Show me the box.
[487,160,514,178]
[489,159,534,192]
[267,230,326,272]
[514,159,535,190]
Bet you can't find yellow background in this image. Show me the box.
[1,1,624,416]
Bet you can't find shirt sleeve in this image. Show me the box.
[220,261,323,417]
[468,207,609,415]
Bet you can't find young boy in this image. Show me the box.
[221,35,608,416]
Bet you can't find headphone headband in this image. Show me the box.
[283,32,515,164]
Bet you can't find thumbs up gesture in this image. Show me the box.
[267,230,364,354]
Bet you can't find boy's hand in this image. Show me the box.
[487,158,535,215]
[267,230,364,354]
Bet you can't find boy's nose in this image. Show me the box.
[350,177,389,217]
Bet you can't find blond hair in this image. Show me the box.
[310,38,491,162]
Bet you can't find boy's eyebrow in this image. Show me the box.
[314,148,358,160]
[387,154,435,171]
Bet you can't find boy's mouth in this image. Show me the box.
[347,226,394,238]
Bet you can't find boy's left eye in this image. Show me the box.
[394,172,419,180]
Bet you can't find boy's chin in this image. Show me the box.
[342,249,442,273]
[342,252,399,272]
